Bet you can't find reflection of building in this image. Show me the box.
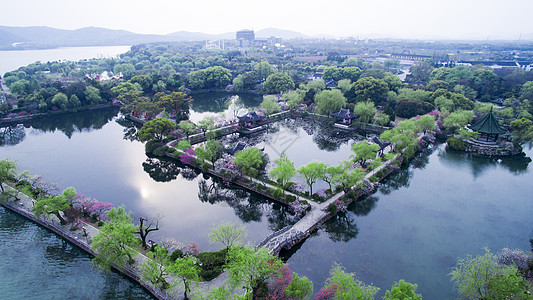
[236,29,255,47]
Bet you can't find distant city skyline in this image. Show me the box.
[3,0,533,40]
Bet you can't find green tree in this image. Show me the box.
[443,110,474,133]
[68,94,81,108]
[284,273,314,300]
[314,89,347,117]
[351,141,379,168]
[138,118,176,142]
[208,222,247,249]
[51,92,68,110]
[260,95,281,115]
[198,117,216,137]
[383,75,403,93]
[263,73,295,94]
[113,63,136,78]
[321,263,379,300]
[298,161,326,195]
[92,206,139,271]
[195,139,223,168]
[511,118,533,144]
[233,75,244,92]
[352,77,389,105]
[226,245,282,298]
[383,280,422,300]
[269,152,296,188]
[0,158,17,193]
[285,91,304,109]
[409,60,434,83]
[254,61,277,81]
[353,101,376,124]
[234,148,266,178]
[331,162,365,193]
[178,120,197,140]
[415,114,436,134]
[85,85,102,105]
[33,187,73,225]
[450,249,531,300]
[205,66,232,89]
[168,256,201,299]
[141,245,169,289]
[156,92,193,119]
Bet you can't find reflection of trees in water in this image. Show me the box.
[44,238,83,263]
[0,208,28,229]
[266,203,297,232]
[197,178,293,228]
[350,196,379,217]
[0,124,26,146]
[324,213,359,243]
[438,145,531,178]
[23,107,119,138]
[115,117,140,142]
[99,273,149,299]
[379,166,413,195]
[198,178,264,222]
[190,93,261,113]
[142,157,181,182]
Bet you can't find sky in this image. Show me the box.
[2,0,533,40]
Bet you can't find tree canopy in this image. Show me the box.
[262,73,295,94]
[138,118,176,142]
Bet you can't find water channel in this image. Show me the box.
[1,102,532,299]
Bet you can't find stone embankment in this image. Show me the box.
[0,184,230,300]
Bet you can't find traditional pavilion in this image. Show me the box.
[469,106,506,141]
[331,108,356,125]
[237,111,266,128]
[227,141,247,155]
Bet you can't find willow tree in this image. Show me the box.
[92,206,139,271]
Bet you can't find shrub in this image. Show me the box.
[395,99,434,118]
[145,140,160,154]
[327,202,338,215]
[169,249,184,262]
[283,181,294,190]
[447,136,466,151]
[97,220,104,227]
[285,194,296,203]
[272,188,284,200]
[196,248,228,281]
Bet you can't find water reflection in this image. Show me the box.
[438,146,531,178]
[350,196,379,217]
[142,156,181,182]
[324,213,359,243]
[0,124,26,146]
[115,117,140,142]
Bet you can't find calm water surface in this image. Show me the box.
[0,46,131,75]
[0,206,153,299]
[285,143,533,299]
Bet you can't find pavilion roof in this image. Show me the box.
[469,106,506,135]
[331,108,355,119]
[237,111,266,122]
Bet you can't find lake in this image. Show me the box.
[0,46,131,75]
[2,107,532,299]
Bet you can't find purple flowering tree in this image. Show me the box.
[214,154,239,181]
[179,148,196,165]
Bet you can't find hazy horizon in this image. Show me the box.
[2,0,533,41]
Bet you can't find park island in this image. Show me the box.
[1,35,533,299]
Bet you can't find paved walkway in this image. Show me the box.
[0,184,237,300]
[259,153,400,255]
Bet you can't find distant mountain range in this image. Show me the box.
[0,26,311,50]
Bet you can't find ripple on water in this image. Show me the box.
[0,208,153,299]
